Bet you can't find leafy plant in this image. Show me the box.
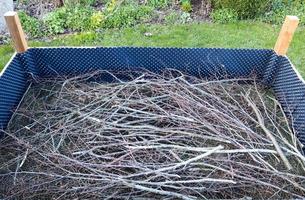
[90,11,105,30]
[65,6,94,31]
[180,0,192,12]
[42,6,96,34]
[261,0,305,25]
[43,7,68,35]
[164,12,180,24]
[211,8,238,23]
[44,5,104,33]
[18,11,43,38]
[104,5,153,28]
[211,0,270,19]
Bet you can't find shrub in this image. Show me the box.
[211,0,270,19]
[211,8,238,23]
[18,11,43,38]
[104,5,153,28]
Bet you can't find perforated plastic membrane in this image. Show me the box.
[0,47,304,144]
[29,47,273,79]
[0,55,29,131]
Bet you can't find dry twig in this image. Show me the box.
[0,69,304,199]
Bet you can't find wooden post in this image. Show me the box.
[4,11,28,53]
[274,15,299,56]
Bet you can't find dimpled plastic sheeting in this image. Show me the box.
[0,47,304,147]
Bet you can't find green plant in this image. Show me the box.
[106,0,117,12]
[179,12,192,24]
[104,5,153,28]
[90,11,105,30]
[43,7,68,35]
[180,0,192,12]
[211,8,238,23]
[69,32,100,44]
[261,0,305,25]
[211,0,270,19]
[63,0,96,6]
[2,22,305,76]
[147,0,169,8]
[81,0,96,5]
[18,11,43,38]
[43,5,100,34]
[164,12,180,24]
[65,6,94,31]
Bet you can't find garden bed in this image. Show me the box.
[10,0,305,41]
[1,69,305,199]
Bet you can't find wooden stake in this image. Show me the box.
[274,16,299,56]
[4,11,28,53]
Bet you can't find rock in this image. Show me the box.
[144,32,153,37]
[0,0,14,33]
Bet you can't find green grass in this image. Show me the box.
[0,45,15,70]
[1,22,305,76]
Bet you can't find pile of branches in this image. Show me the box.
[1,70,305,199]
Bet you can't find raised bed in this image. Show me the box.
[0,12,304,199]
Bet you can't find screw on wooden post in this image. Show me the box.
[4,11,28,53]
[274,15,299,56]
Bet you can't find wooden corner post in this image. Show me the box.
[274,15,299,56]
[4,11,28,53]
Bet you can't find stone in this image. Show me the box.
[0,0,14,33]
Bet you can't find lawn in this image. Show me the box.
[1,21,305,76]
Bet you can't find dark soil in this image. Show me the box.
[15,0,60,19]
[190,0,212,21]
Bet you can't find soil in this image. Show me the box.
[15,0,59,19]
[190,0,212,21]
